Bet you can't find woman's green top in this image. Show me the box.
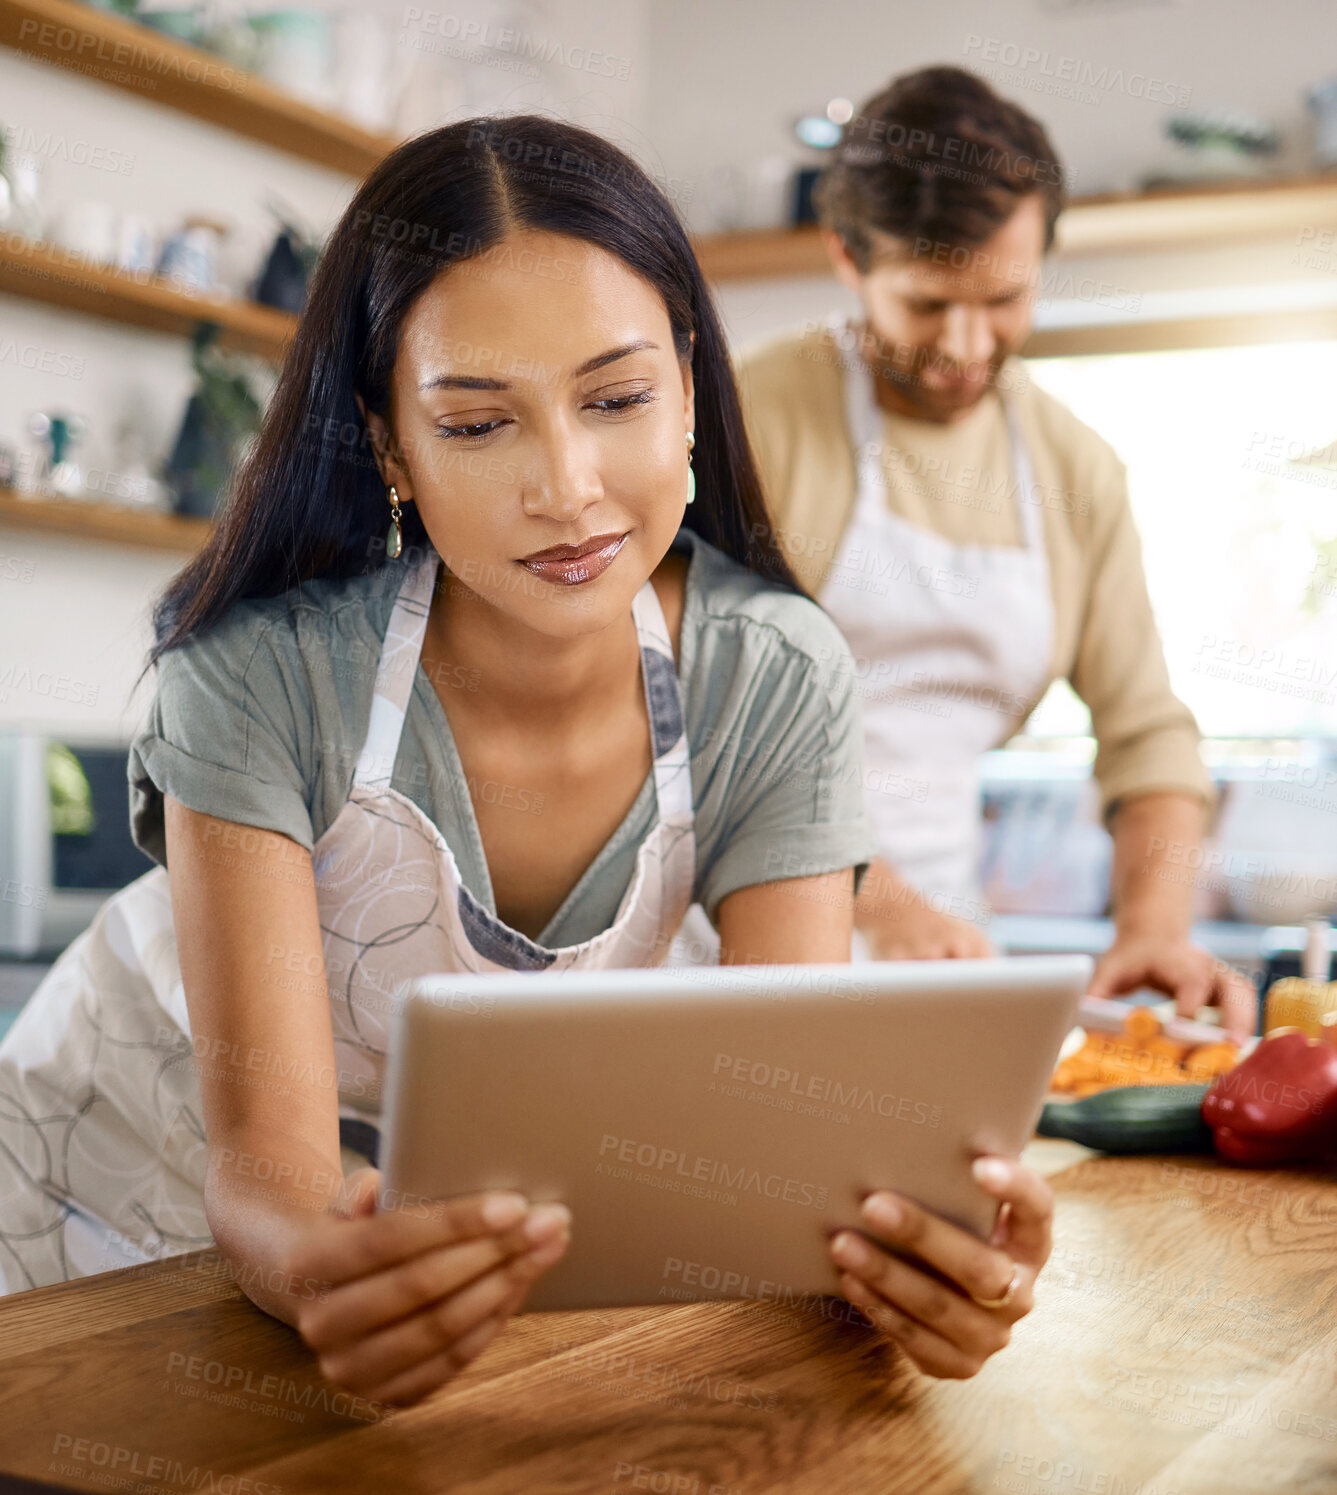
[128,528,876,946]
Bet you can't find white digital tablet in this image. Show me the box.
[379,955,1091,1311]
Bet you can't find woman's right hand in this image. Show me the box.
[284,1170,571,1408]
[162,802,570,1406]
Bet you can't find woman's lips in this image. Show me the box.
[519,531,629,586]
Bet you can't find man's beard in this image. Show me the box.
[859,324,1006,412]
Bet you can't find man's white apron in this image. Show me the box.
[819,323,1054,914]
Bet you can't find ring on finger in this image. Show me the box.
[971,1265,1020,1310]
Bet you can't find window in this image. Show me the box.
[1020,341,1337,741]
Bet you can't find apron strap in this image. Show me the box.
[631,577,693,823]
[841,324,884,458]
[1002,392,1046,557]
[354,550,694,827]
[839,318,1049,571]
[353,549,440,791]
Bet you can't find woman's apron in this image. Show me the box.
[0,547,695,1292]
[819,320,1054,924]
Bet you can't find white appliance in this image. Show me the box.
[0,729,154,957]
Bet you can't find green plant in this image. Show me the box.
[162,323,265,516]
[47,743,93,836]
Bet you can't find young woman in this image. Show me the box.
[0,116,1054,1402]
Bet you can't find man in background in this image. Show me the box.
[735,65,1252,1034]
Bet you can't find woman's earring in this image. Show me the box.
[685,431,696,506]
[386,484,404,559]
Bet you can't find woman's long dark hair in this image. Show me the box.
[142,114,800,672]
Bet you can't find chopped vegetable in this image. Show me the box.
[1181,1042,1240,1084]
[1050,1007,1240,1097]
[1123,1006,1163,1044]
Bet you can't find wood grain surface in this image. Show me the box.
[2,1153,1336,1495]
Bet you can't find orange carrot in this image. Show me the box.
[1182,1042,1240,1082]
[1122,1006,1163,1044]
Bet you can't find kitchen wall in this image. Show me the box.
[0,0,650,737]
[647,0,1332,209]
[2,0,1334,739]
[646,0,1337,349]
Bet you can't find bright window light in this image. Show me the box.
[1020,342,1337,741]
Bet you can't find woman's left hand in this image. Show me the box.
[828,1155,1052,1378]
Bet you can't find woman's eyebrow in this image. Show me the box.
[417,340,659,393]
[575,339,659,376]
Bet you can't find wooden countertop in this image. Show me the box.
[2,1150,1336,1494]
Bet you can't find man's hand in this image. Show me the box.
[1099,792,1257,1039]
[865,899,996,960]
[1089,933,1256,1040]
[855,857,994,960]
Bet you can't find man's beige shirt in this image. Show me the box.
[733,321,1213,822]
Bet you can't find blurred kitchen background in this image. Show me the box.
[3,0,1337,1029]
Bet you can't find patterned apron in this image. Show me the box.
[0,547,695,1292]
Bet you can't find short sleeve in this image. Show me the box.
[695,616,877,924]
[127,611,317,868]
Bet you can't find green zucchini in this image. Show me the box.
[1037,1084,1215,1155]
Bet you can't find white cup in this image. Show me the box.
[52,200,118,264]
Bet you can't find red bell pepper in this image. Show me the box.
[1202,1030,1337,1166]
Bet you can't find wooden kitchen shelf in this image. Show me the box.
[692,225,827,282]
[692,174,1337,282]
[1055,173,1337,256]
[0,0,397,177]
[1023,304,1337,359]
[0,485,212,553]
[0,235,296,358]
